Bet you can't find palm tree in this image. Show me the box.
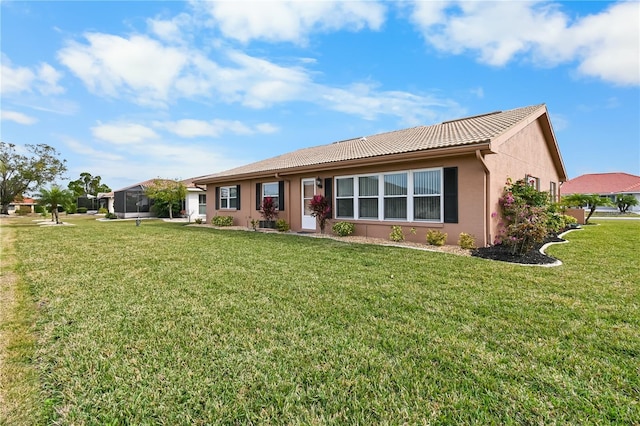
[35,185,74,224]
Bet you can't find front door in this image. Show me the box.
[301,178,317,230]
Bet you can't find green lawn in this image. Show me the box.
[2,216,638,424]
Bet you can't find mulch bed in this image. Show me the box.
[471,234,567,265]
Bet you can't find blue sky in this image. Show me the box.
[2,0,639,192]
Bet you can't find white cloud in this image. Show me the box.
[58,33,188,106]
[1,110,37,125]
[193,0,386,44]
[0,55,64,95]
[56,29,461,124]
[92,122,159,144]
[409,0,640,86]
[147,13,192,44]
[318,83,463,125]
[62,136,123,162]
[154,118,280,138]
[36,63,65,95]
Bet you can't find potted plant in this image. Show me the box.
[259,196,278,228]
[309,194,331,233]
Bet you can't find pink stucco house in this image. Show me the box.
[194,104,567,246]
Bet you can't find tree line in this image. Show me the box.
[1,142,187,221]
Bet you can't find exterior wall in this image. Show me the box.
[206,154,489,246]
[485,119,564,244]
[565,208,586,225]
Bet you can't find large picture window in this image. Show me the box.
[335,168,443,222]
[220,186,237,209]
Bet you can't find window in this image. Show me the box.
[262,182,279,209]
[336,177,354,218]
[198,194,206,215]
[384,173,407,220]
[358,175,378,219]
[220,186,237,209]
[335,168,443,222]
[414,170,441,220]
[526,175,540,190]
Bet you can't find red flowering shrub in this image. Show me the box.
[494,178,550,255]
[309,195,331,233]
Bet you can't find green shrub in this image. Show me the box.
[34,205,45,214]
[332,221,355,237]
[426,229,447,246]
[211,216,234,226]
[104,213,117,219]
[15,206,32,216]
[389,225,405,242]
[194,218,203,224]
[458,233,476,249]
[66,204,78,214]
[76,207,88,214]
[98,207,108,214]
[563,214,578,226]
[495,178,550,255]
[276,219,290,232]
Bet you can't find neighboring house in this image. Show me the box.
[113,179,159,219]
[193,104,567,247]
[560,172,640,212]
[112,178,206,219]
[181,178,207,221]
[98,192,115,213]
[6,197,36,214]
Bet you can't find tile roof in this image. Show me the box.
[195,104,546,182]
[561,172,640,194]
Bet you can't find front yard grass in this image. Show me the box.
[1,216,638,424]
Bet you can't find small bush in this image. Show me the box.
[194,218,203,224]
[98,207,108,214]
[563,215,578,226]
[389,225,405,242]
[426,229,447,246]
[76,207,88,214]
[332,221,355,237]
[211,215,234,226]
[66,204,78,214]
[15,206,32,216]
[276,219,290,232]
[104,213,117,219]
[34,205,45,214]
[458,233,476,249]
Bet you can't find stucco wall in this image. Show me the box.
[485,118,564,244]
[206,154,489,246]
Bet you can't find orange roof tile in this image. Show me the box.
[561,172,640,194]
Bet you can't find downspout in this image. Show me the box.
[476,150,491,246]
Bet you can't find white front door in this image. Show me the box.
[301,178,317,230]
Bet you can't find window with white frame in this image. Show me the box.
[198,194,206,215]
[336,177,354,218]
[335,168,443,222]
[358,175,378,219]
[414,170,441,220]
[384,173,407,220]
[526,175,540,190]
[262,182,279,209]
[220,186,237,209]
